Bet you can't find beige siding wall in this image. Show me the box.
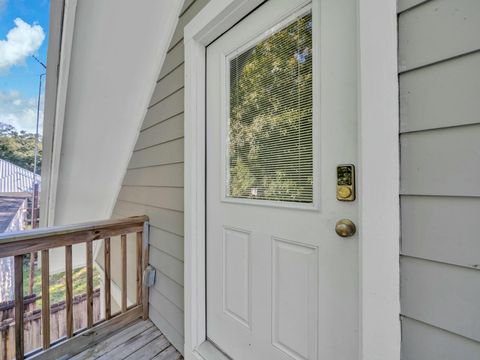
[398,0,480,358]
[111,0,209,354]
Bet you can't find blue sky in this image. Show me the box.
[0,0,50,132]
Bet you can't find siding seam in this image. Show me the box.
[166,39,183,55]
[150,244,184,263]
[134,136,185,153]
[115,198,184,213]
[151,247,185,265]
[401,315,480,344]
[397,0,432,15]
[148,87,184,110]
[121,185,184,189]
[149,307,184,340]
[127,161,184,171]
[400,194,480,199]
[399,48,480,75]
[399,122,480,135]
[168,38,184,53]
[140,112,184,133]
[150,286,185,317]
[149,224,185,238]
[151,268,184,288]
[157,62,185,83]
[179,0,197,18]
[400,254,480,272]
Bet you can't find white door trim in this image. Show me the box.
[184,0,400,359]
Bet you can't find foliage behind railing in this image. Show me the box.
[0,216,149,360]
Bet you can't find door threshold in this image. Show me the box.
[195,340,232,360]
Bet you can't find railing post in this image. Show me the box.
[142,221,150,320]
[41,249,50,349]
[136,231,142,305]
[14,255,24,360]
[0,215,149,357]
[104,237,111,320]
[86,240,94,328]
[121,234,127,313]
[65,245,73,338]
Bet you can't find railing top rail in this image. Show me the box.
[4,215,150,360]
[0,215,148,257]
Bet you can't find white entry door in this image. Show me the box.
[206,0,358,359]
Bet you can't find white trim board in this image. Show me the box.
[41,0,78,227]
[184,0,400,359]
[357,0,401,358]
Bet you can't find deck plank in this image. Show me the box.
[64,320,182,360]
[70,320,153,360]
[151,346,183,360]
[95,325,162,360]
[123,334,170,360]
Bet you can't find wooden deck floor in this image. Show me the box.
[69,320,183,360]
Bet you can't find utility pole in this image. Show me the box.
[32,73,45,229]
[29,56,47,295]
[31,55,46,229]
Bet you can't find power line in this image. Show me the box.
[32,55,46,69]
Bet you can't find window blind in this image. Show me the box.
[228,12,313,203]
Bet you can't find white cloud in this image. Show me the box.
[0,18,45,71]
[0,90,43,133]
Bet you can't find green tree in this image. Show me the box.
[229,13,313,202]
[0,122,42,172]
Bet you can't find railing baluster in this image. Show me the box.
[121,234,127,312]
[142,222,149,320]
[14,255,24,360]
[136,232,142,305]
[86,240,94,328]
[65,245,73,338]
[41,249,50,349]
[104,237,111,320]
[0,216,149,358]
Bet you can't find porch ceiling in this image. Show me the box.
[47,0,183,225]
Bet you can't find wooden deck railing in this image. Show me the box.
[0,216,149,360]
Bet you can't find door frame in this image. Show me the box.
[184,0,400,359]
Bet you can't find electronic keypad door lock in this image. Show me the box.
[336,164,355,201]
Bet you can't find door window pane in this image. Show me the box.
[228,12,313,203]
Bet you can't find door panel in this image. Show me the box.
[206,1,358,359]
[223,227,251,328]
[272,238,318,360]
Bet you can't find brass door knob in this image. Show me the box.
[335,219,356,237]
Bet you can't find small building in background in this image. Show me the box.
[0,195,28,303]
[0,159,40,303]
[0,196,28,233]
[0,159,41,195]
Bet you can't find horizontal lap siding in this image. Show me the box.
[399,52,480,132]
[112,1,209,354]
[128,139,184,169]
[401,318,480,360]
[399,0,480,357]
[398,0,480,71]
[400,125,480,196]
[135,114,184,151]
[401,196,480,269]
[159,41,184,80]
[401,257,480,342]
[397,0,430,13]
[142,89,184,130]
[123,164,183,187]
